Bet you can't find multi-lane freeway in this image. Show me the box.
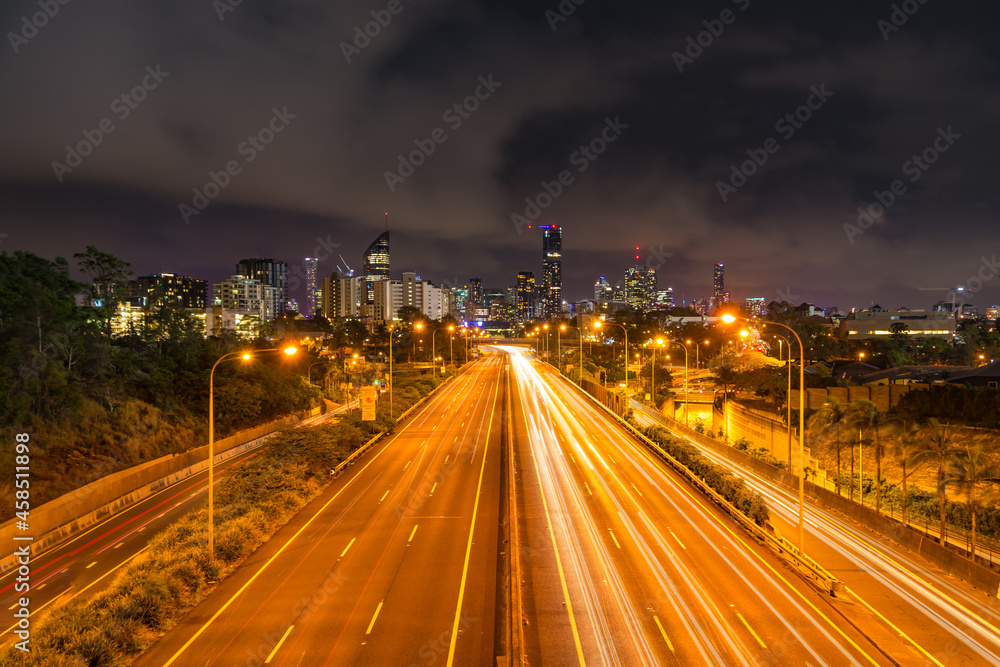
[136,353,504,666]
[13,345,1000,666]
[633,405,1000,665]
[506,346,894,666]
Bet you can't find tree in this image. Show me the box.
[845,400,886,511]
[909,418,962,545]
[941,444,1000,560]
[396,305,421,324]
[886,419,922,524]
[73,246,132,339]
[809,398,846,497]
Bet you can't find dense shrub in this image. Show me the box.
[641,426,771,526]
[890,384,1000,429]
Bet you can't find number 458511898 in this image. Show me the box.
[14,433,30,523]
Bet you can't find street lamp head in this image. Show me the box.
[415,323,424,330]
[242,353,252,360]
[739,329,750,338]
[283,346,298,355]
[448,325,454,331]
[594,321,602,329]
[656,338,664,346]
[721,313,737,324]
[560,324,566,330]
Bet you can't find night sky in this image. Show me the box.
[2,0,999,311]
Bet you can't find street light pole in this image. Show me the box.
[671,341,690,425]
[208,345,296,561]
[766,332,793,471]
[724,313,807,552]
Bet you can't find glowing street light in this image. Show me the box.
[208,345,297,560]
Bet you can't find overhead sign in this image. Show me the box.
[361,386,377,421]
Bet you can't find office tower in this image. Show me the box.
[538,225,562,317]
[653,287,675,310]
[745,297,766,316]
[712,263,727,311]
[467,278,483,318]
[129,274,207,309]
[304,257,319,317]
[594,276,612,302]
[363,231,390,305]
[517,272,535,323]
[214,275,279,321]
[624,265,655,311]
[321,270,360,319]
[235,258,287,319]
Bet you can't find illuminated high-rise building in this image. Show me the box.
[746,297,766,316]
[653,287,675,310]
[362,231,390,306]
[304,257,318,317]
[516,272,535,323]
[624,265,656,311]
[712,263,726,311]
[129,273,207,309]
[236,257,287,318]
[594,276,612,302]
[539,225,562,317]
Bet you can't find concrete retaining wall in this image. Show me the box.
[0,412,309,573]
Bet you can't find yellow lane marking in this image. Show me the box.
[85,562,96,569]
[669,530,686,550]
[159,370,476,666]
[431,483,438,494]
[113,542,124,549]
[584,483,592,496]
[264,624,294,663]
[6,603,15,611]
[444,455,450,463]
[365,601,384,635]
[845,586,944,667]
[339,538,356,559]
[36,583,46,591]
[446,373,501,667]
[516,392,586,666]
[404,460,411,470]
[408,526,418,544]
[737,612,767,649]
[608,529,621,549]
[631,483,643,497]
[379,489,390,502]
[653,615,675,651]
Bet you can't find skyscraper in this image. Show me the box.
[516,272,535,323]
[538,225,562,317]
[362,231,390,306]
[304,257,318,317]
[468,278,483,317]
[236,258,287,317]
[713,263,727,312]
[594,276,612,302]
[624,265,656,310]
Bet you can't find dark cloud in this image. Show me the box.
[1,0,998,311]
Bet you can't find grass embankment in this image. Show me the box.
[0,369,447,667]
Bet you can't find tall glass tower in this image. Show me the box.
[538,225,562,317]
[363,231,390,305]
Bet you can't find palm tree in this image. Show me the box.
[909,418,962,545]
[887,419,921,524]
[941,444,1000,560]
[809,398,846,496]
[846,400,885,510]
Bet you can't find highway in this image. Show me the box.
[0,408,339,644]
[505,346,895,666]
[633,406,1000,665]
[136,354,504,666]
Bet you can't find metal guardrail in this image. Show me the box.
[560,376,844,596]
